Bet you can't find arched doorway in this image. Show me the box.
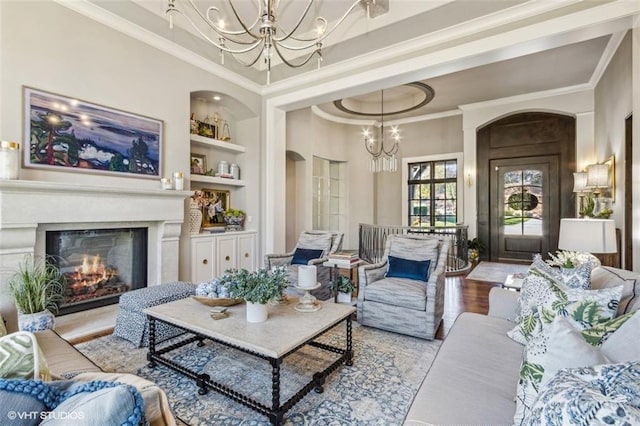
[476,112,576,262]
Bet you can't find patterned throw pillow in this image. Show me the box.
[507,276,623,345]
[513,310,635,425]
[0,331,50,381]
[523,362,640,426]
[591,266,640,315]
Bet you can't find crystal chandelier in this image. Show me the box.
[363,90,401,173]
[166,0,375,84]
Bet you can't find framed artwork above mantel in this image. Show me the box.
[23,87,163,179]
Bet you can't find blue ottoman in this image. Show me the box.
[113,282,196,347]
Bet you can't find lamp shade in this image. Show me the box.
[586,163,609,189]
[558,218,616,253]
[572,172,588,193]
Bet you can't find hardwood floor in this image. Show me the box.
[436,275,501,340]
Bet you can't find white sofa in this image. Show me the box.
[404,266,640,425]
[0,300,176,426]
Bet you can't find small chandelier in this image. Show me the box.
[363,90,400,173]
[166,0,375,84]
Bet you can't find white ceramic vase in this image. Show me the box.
[246,301,268,323]
[189,208,203,234]
[18,309,55,332]
[337,291,352,304]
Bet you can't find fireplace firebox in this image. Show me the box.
[46,227,147,315]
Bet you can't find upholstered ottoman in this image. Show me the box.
[113,282,196,347]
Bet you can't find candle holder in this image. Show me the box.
[294,284,322,312]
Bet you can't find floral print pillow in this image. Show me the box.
[522,361,640,426]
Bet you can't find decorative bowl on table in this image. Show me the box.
[192,296,243,307]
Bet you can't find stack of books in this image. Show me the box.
[328,250,360,268]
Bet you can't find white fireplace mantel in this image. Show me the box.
[0,180,192,297]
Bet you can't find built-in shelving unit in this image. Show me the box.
[190,174,246,187]
[190,134,246,153]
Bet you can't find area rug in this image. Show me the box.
[465,261,530,284]
[75,322,441,425]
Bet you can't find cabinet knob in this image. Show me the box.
[202,259,208,265]
[244,253,249,258]
[225,256,230,261]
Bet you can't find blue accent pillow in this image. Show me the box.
[386,255,431,282]
[291,248,324,265]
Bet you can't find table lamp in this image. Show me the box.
[558,218,616,254]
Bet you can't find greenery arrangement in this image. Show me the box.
[9,255,64,315]
[223,208,245,217]
[546,250,582,269]
[329,275,355,294]
[468,238,485,253]
[223,266,288,304]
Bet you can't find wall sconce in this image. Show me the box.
[467,172,473,187]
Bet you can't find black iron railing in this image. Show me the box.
[358,223,470,274]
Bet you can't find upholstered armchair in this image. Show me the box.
[264,231,344,301]
[357,234,449,340]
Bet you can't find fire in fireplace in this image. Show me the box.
[46,227,147,315]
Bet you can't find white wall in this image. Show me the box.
[594,32,632,266]
[0,1,261,280]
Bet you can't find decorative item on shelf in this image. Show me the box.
[220,121,231,141]
[190,113,198,135]
[160,177,172,190]
[230,163,240,180]
[197,116,216,138]
[329,275,355,304]
[173,172,184,190]
[9,254,64,332]
[223,208,245,231]
[0,140,20,180]
[217,160,229,175]
[198,188,230,227]
[222,267,288,323]
[190,153,207,175]
[212,112,221,139]
[189,190,207,234]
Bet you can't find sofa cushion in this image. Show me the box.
[388,236,439,263]
[364,278,426,311]
[404,313,521,425]
[508,274,622,345]
[386,255,431,282]
[296,232,332,253]
[0,314,6,337]
[600,309,640,363]
[523,361,640,426]
[591,266,640,315]
[291,248,324,265]
[0,331,50,381]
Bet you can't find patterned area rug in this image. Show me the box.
[465,261,530,284]
[75,322,441,425]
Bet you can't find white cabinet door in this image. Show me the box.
[191,237,214,283]
[216,234,237,273]
[237,233,257,271]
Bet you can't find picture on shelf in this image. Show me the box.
[190,154,207,175]
[200,188,230,227]
[24,87,162,178]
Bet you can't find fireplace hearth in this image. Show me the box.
[47,228,147,315]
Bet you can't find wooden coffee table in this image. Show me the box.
[144,298,355,425]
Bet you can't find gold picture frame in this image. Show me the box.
[201,188,230,227]
[190,153,207,175]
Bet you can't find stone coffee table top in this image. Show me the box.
[144,297,355,358]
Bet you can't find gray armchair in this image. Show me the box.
[357,234,449,340]
[264,231,344,300]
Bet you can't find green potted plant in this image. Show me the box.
[467,237,485,265]
[223,208,246,232]
[329,275,355,304]
[225,266,288,322]
[8,255,64,332]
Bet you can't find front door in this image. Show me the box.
[490,156,559,262]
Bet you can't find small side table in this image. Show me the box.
[502,273,525,292]
[323,260,363,298]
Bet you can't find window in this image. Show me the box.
[408,159,457,227]
[312,156,345,231]
[502,169,543,236]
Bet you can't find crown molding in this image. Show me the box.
[53,0,263,95]
[458,84,593,111]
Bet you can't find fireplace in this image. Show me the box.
[46,227,148,315]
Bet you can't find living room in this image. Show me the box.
[1,1,640,425]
